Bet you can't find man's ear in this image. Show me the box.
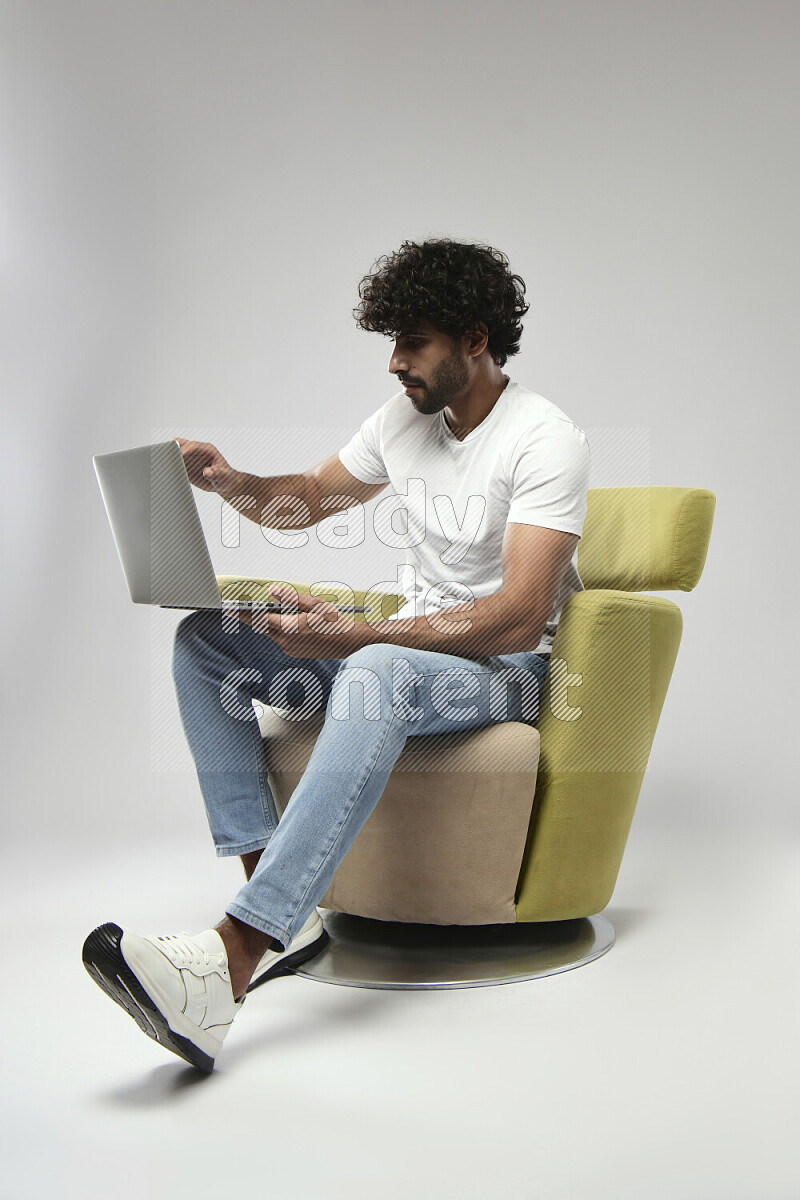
[464,323,489,358]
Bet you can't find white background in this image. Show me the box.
[1,3,797,1198]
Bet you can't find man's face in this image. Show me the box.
[388,319,470,415]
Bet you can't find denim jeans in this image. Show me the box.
[172,610,551,952]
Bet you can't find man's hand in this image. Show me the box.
[238,584,376,659]
[176,438,237,493]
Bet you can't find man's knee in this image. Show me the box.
[175,609,212,639]
[173,608,215,657]
[171,609,244,685]
[342,642,399,674]
[329,643,401,722]
[173,610,208,666]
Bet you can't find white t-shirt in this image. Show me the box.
[337,381,591,656]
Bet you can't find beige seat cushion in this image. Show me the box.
[259,708,541,925]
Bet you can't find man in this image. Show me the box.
[82,239,591,1073]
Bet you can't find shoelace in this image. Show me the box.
[154,933,219,969]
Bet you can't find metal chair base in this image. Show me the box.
[292,910,615,990]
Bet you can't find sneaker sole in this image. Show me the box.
[246,927,331,993]
[82,923,215,1073]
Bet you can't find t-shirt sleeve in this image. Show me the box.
[337,405,391,485]
[506,421,591,536]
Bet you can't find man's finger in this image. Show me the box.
[269,583,310,611]
[250,607,277,636]
[307,604,347,634]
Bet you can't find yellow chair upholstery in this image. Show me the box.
[577,486,715,592]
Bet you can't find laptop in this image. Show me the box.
[93,440,365,614]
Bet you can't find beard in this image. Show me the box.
[405,345,470,415]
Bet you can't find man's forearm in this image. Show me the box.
[219,470,319,530]
[366,592,546,658]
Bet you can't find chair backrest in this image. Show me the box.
[515,485,717,922]
[577,487,716,592]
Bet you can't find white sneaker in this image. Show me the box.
[247,910,329,993]
[82,923,243,1072]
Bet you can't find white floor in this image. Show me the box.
[3,805,797,1200]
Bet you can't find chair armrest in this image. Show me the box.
[215,575,404,622]
[515,589,683,920]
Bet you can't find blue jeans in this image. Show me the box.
[172,610,551,951]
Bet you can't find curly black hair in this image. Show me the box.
[353,239,529,367]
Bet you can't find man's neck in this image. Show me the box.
[444,372,510,441]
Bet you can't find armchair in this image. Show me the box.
[217,485,715,988]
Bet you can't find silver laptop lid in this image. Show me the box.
[93,440,222,608]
